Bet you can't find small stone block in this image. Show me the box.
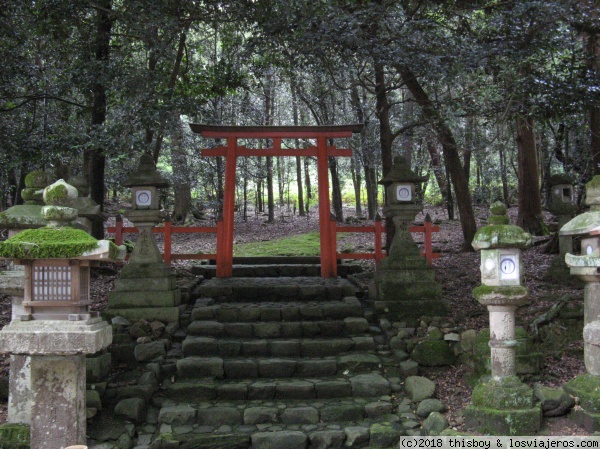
[251,431,308,449]
[280,407,319,424]
[315,380,352,398]
[196,406,242,427]
[224,359,258,379]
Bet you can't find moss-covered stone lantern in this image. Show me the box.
[465,202,541,435]
[105,153,181,324]
[373,156,444,322]
[0,179,126,449]
[560,175,600,430]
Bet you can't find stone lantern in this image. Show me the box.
[0,179,126,449]
[560,176,600,430]
[373,156,444,321]
[105,153,181,324]
[545,174,579,284]
[465,202,541,435]
[69,175,106,234]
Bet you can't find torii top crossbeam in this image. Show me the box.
[190,123,363,278]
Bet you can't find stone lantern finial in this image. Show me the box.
[41,179,79,228]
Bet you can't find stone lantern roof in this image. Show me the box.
[0,170,51,231]
[561,175,600,237]
[123,153,169,188]
[472,202,532,250]
[378,156,428,186]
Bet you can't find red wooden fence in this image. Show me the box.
[107,215,440,269]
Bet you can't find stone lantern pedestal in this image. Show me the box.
[0,179,125,448]
[105,153,181,324]
[545,174,580,285]
[464,202,541,435]
[374,156,444,322]
[560,175,600,431]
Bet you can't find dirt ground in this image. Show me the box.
[0,204,590,435]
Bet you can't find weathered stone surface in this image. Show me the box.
[258,358,296,378]
[196,407,242,427]
[350,374,390,397]
[0,423,29,449]
[343,426,369,448]
[315,380,351,398]
[275,380,315,399]
[158,405,196,426]
[244,407,279,425]
[186,321,225,337]
[422,412,448,436]
[177,357,224,379]
[320,404,363,422]
[224,359,258,379]
[86,389,102,411]
[251,431,307,449]
[416,399,447,418]
[404,376,436,401]
[296,359,337,377]
[86,353,112,382]
[309,430,345,449]
[178,433,249,449]
[338,354,380,371]
[114,397,147,423]
[88,413,128,442]
[248,381,276,400]
[365,401,393,417]
[399,360,419,377]
[134,341,166,362]
[280,407,319,424]
[369,422,404,447]
[182,336,217,357]
[165,382,217,402]
[410,340,455,366]
[534,384,575,417]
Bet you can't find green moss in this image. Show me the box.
[233,232,332,256]
[411,340,455,366]
[472,225,532,250]
[20,188,42,203]
[0,205,45,228]
[564,373,600,413]
[24,170,49,188]
[0,423,29,449]
[43,184,68,205]
[472,285,528,299]
[490,201,507,216]
[586,175,600,190]
[0,227,98,259]
[471,377,535,409]
[488,215,509,225]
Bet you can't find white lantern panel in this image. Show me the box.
[395,184,412,202]
[582,237,599,256]
[499,255,519,281]
[135,189,152,207]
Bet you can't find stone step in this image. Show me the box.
[191,262,362,279]
[164,372,391,402]
[176,353,381,380]
[152,421,411,449]
[191,299,365,322]
[198,277,356,302]
[185,318,370,340]
[182,335,375,358]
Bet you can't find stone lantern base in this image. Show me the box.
[373,229,445,322]
[464,376,542,435]
[564,374,600,431]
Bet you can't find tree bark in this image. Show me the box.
[516,115,546,234]
[396,65,476,249]
[329,155,343,222]
[88,0,112,239]
[170,115,192,223]
[587,30,600,175]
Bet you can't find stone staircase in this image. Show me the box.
[148,276,400,448]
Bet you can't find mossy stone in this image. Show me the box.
[411,340,455,366]
[472,225,532,250]
[0,423,30,449]
[43,179,78,207]
[488,215,510,225]
[471,377,535,409]
[564,373,600,413]
[489,201,507,216]
[0,227,99,259]
[41,206,78,223]
[24,170,50,188]
[464,403,542,435]
[20,188,43,203]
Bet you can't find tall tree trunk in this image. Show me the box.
[304,157,312,214]
[516,115,545,234]
[153,29,188,162]
[426,139,448,207]
[88,0,112,239]
[588,30,600,175]
[374,63,395,248]
[397,65,476,249]
[291,84,305,216]
[170,115,192,223]
[329,155,343,222]
[350,156,362,217]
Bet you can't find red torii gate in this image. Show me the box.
[189,124,363,278]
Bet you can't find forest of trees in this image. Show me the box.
[0,1,599,249]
